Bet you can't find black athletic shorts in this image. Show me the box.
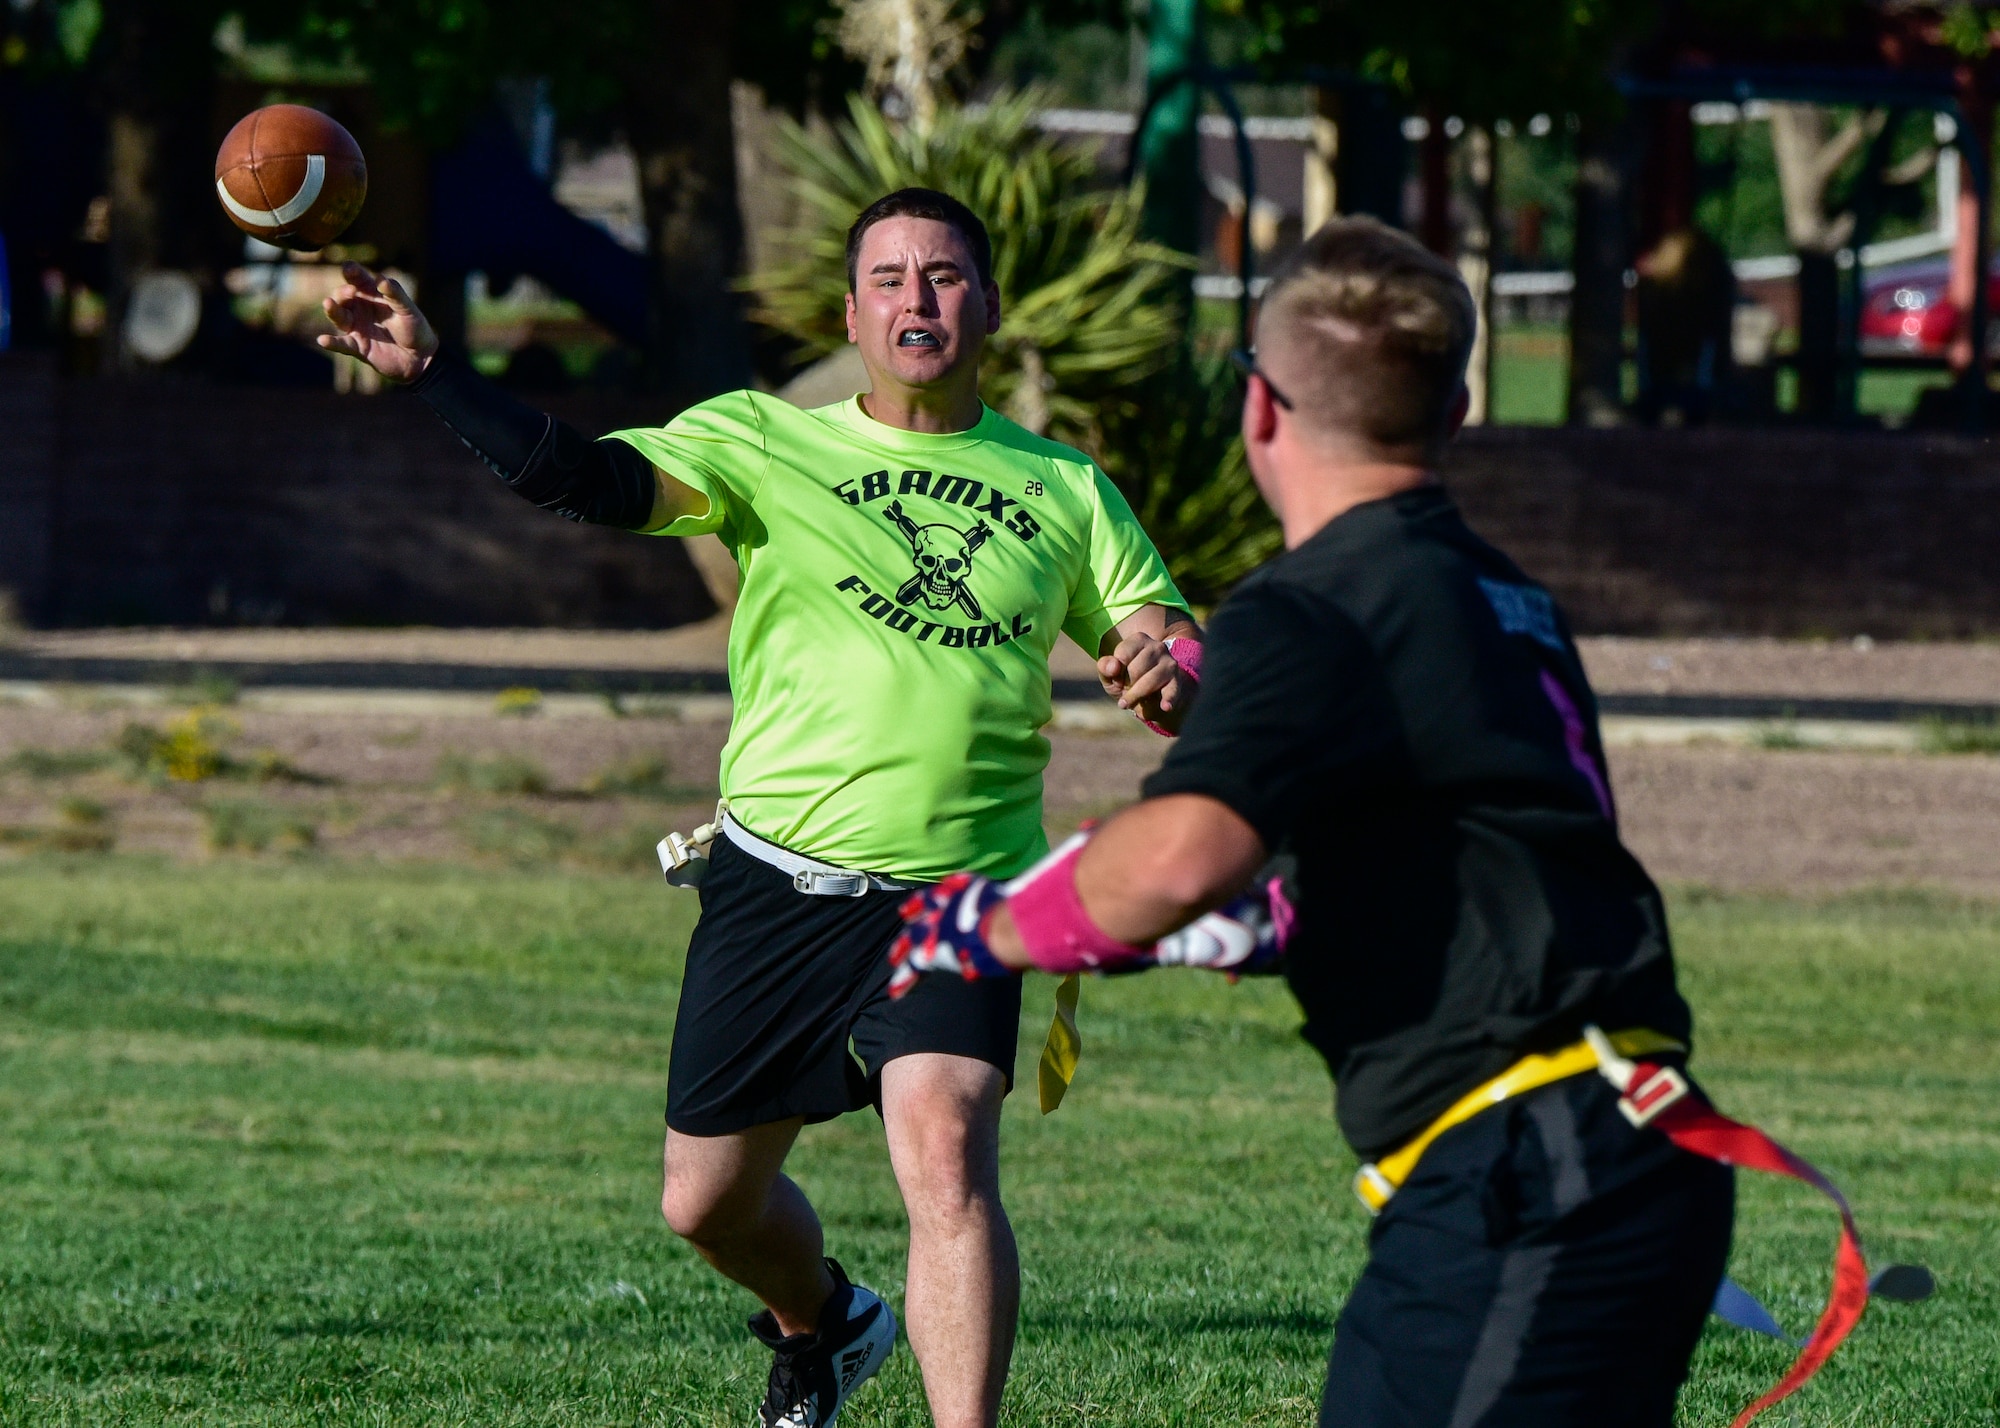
[1321,1070,1734,1428]
[665,834,1023,1137]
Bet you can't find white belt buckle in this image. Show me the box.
[796,868,870,897]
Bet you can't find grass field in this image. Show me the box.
[0,860,1995,1426]
[1485,328,1959,427]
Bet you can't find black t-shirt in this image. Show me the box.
[1143,485,1690,1158]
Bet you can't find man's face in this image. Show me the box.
[844,215,1001,391]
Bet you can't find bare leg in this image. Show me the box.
[881,1054,1018,1428]
[662,1118,837,1336]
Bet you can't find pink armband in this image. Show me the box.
[1165,636,1203,683]
[1139,636,1205,738]
[1003,831,1151,975]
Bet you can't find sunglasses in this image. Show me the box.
[1228,348,1295,410]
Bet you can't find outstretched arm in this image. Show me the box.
[885,792,1279,995]
[320,262,705,531]
[985,795,1265,969]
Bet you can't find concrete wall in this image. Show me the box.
[1445,424,2000,638]
[0,357,715,629]
[6,355,2000,637]
[0,356,57,625]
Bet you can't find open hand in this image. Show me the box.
[1098,632,1194,732]
[318,261,437,382]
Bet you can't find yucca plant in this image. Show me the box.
[1098,350,1283,607]
[745,89,1193,450]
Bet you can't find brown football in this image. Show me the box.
[214,104,367,251]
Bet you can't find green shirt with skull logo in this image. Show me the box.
[610,390,1186,881]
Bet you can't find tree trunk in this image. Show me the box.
[1460,124,1496,425]
[617,3,751,403]
[1948,74,1994,427]
[1568,111,1638,426]
[1794,249,1840,420]
[1328,81,1405,228]
[96,0,228,371]
[1418,110,1451,256]
[1769,104,1867,424]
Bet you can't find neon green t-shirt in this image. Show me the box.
[611,391,1186,881]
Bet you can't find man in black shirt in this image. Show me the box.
[889,218,1733,1426]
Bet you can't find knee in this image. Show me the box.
[893,1094,1000,1218]
[661,1162,746,1247]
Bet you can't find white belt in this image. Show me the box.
[721,813,916,897]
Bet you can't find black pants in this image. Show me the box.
[665,835,1022,1136]
[1322,1072,1734,1428]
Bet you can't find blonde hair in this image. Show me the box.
[1256,218,1476,454]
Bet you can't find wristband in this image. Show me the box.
[1139,636,1203,738]
[1004,830,1151,975]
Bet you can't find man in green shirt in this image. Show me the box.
[320,188,1197,1428]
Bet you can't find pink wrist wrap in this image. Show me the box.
[1165,636,1204,683]
[1139,637,1205,738]
[1005,832,1150,975]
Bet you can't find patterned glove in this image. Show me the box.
[1149,875,1294,977]
[888,872,1017,999]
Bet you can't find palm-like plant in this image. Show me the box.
[745,90,1192,450]
[1099,351,1283,607]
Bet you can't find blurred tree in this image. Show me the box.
[1097,350,1282,604]
[1771,104,1938,419]
[13,0,239,368]
[1232,0,1870,424]
[1232,0,1655,423]
[836,0,979,130]
[1232,0,1642,126]
[259,0,758,398]
[0,0,107,351]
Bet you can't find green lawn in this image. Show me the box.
[0,862,1994,1426]
[1490,327,1570,426]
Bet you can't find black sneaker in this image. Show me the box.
[748,1258,896,1428]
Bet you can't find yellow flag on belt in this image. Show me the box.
[1037,974,1082,1113]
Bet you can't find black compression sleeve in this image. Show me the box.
[406,354,658,529]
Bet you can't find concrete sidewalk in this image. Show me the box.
[6,626,2000,729]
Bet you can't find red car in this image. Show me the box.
[1859,258,2000,355]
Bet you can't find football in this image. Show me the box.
[213,104,367,251]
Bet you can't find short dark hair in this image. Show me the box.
[1256,217,1476,455]
[845,187,994,292]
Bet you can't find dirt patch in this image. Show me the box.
[1579,636,2000,703]
[5,697,1996,896]
[1609,743,2000,898]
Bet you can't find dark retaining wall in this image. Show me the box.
[0,355,715,629]
[5,353,2000,636]
[1445,424,2000,638]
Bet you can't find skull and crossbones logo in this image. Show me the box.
[884,500,993,619]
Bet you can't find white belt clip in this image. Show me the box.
[657,799,728,889]
[719,813,913,897]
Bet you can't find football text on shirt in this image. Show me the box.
[831,467,1041,651]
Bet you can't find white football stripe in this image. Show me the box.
[215,153,326,230]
